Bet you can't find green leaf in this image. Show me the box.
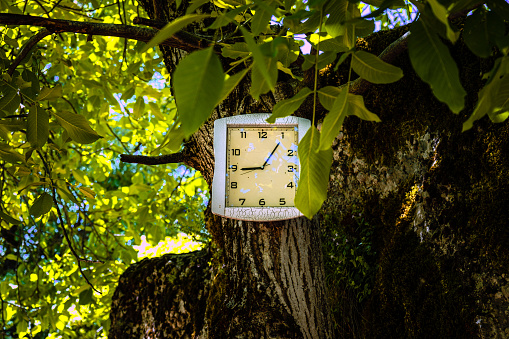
[141,14,209,52]
[221,43,251,59]
[79,288,93,305]
[463,56,509,130]
[37,84,62,101]
[324,0,348,38]
[0,210,21,224]
[0,87,20,116]
[347,94,381,122]
[174,47,224,137]
[78,186,96,200]
[276,39,300,67]
[250,56,278,99]
[240,26,276,95]
[186,0,211,14]
[427,0,458,43]
[0,144,25,164]
[351,50,403,84]
[409,19,466,113]
[217,68,250,106]
[29,192,54,218]
[316,36,350,52]
[133,96,145,119]
[463,8,491,58]
[251,0,275,35]
[54,111,102,144]
[318,86,341,110]
[320,87,348,150]
[27,105,49,148]
[295,127,332,219]
[208,6,250,29]
[266,87,313,123]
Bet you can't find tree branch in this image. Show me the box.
[120,152,187,165]
[0,13,206,52]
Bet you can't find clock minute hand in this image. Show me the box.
[261,142,280,169]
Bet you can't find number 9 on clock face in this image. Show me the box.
[226,125,298,207]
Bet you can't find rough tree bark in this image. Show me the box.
[108,3,509,339]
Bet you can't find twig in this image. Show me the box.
[120,152,187,165]
[106,122,131,154]
[7,29,52,76]
[0,13,206,52]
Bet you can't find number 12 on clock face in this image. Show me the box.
[226,125,299,207]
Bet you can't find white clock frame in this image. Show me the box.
[211,113,311,221]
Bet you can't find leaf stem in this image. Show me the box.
[312,7,324,128]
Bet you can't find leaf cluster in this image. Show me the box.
[0,1,209,338]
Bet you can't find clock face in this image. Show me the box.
[211,114,310,221]
[226,125,298,208]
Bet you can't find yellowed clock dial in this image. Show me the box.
[226,125,298,207]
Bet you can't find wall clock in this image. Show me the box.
[211,114,311,221]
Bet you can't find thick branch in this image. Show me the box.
[120,152,187,165]
[0,13,206,52]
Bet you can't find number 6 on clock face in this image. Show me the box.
[211,114,311,221]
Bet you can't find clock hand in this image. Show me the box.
[240,166,264,170]
[261,142,280,169]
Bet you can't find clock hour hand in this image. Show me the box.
[240,166,264,171]
[261,142,280,169]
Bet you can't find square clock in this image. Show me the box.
[211,113,311,221]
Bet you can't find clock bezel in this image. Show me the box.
[211,113,311,221]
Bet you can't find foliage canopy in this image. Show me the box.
[0,0,508,337]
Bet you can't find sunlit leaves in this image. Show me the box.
[351,50,403,84]
[295,127,333,219]
[54,111,102,144]
[27,105,49,148]
[409,19,466,113]
[174,47,224,137]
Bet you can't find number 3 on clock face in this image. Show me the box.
[211,114,311,221]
